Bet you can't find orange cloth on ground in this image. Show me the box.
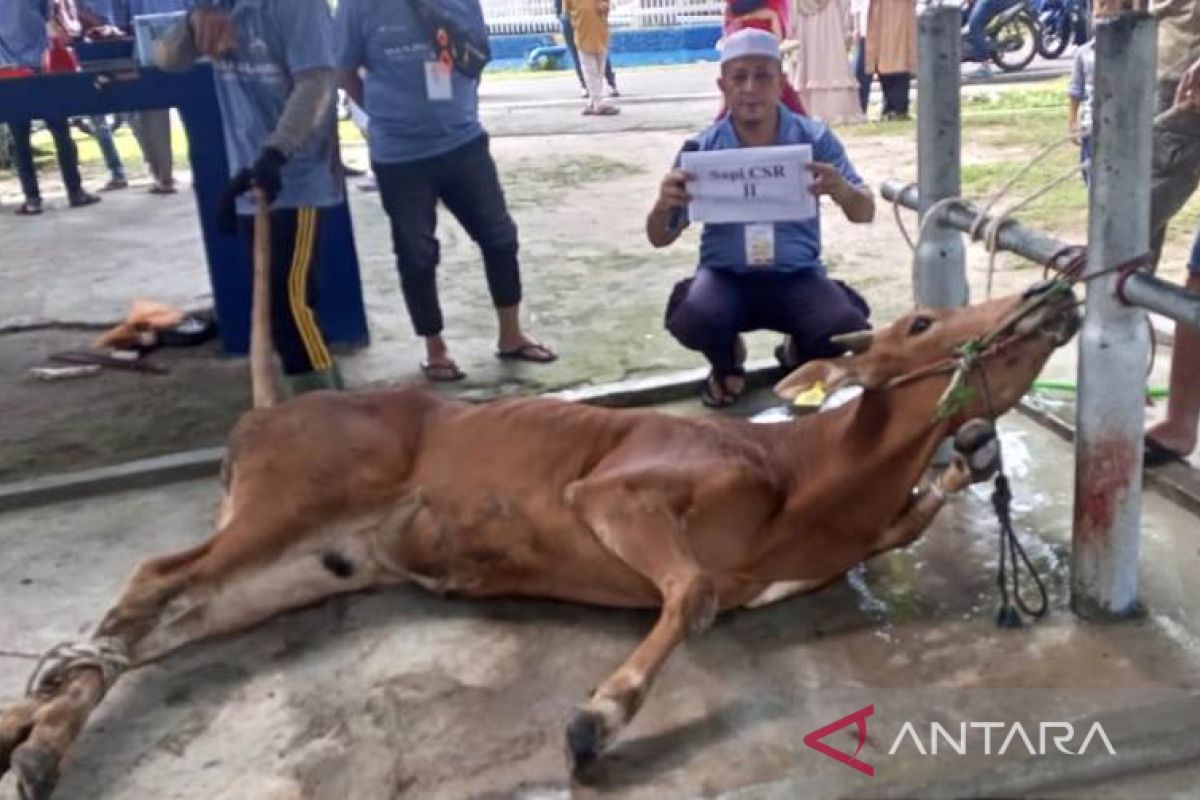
[93,300,185,349]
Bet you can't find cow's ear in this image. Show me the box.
[774,358,858,402]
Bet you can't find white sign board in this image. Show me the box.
[680,144,816,224]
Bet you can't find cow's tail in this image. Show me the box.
[250,189,282,409]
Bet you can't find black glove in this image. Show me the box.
[215,147,286,233]
[249,146,286,204]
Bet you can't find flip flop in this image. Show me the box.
[700,368,745,409]
[1144,437,1188,468]
[14,199,42,216]
[421,360,466,382]
[148,184,178,195]
[496,343,558,363]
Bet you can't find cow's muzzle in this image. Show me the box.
[1013,283,1080,346]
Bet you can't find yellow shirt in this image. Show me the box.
[1154,0,1200,81]
[564,0,611,54]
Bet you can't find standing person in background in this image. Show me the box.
[123,0,189,194]
[850,0,870,112]
[788,0,862,123]
[1066,37,1094,186]
[555,0,618,100]
[156,0,347,394]
[863,0,915,119]
[79,1,129,190]
[334,0,557,383]
[1141,0,1200,466]
[1,0,101,215]
[564,0,619,115]
[83,114,129,190]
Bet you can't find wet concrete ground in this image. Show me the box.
[1,404,1198,800]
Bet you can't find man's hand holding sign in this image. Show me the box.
[646,28,875,408]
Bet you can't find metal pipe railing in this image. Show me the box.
[879,182,1200,330]
[914,4,968,310]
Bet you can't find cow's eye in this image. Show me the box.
[908,316,934,335]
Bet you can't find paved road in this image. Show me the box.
[479,55,1075,110]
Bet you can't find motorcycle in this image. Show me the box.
[962,0,1042,73]
[1033,0,1090,59]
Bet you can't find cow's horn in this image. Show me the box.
[831,330,874,354]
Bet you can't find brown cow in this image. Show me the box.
[0,277,1079,799]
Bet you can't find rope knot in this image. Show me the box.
[26,637,130,698]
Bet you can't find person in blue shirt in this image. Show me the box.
[156,0,345,393]
[1,0,101,215]
[334,0,556,383]
[647,29,875,408]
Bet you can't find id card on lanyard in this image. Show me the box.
[425,26,454,101]
[744,223,775,266]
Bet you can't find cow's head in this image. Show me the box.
[775,281,1081,423]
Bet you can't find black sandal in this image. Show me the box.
[420,360,466,382]
[1144,437,1188,468]
[700,367,745,409]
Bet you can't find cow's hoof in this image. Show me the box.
[0,701,38,779]
[12,744,59,800]
[566,708,608,774]
[954,419,1000,483]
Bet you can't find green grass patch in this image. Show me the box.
[504,154,644,208]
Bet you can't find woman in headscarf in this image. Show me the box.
[788,0,863,123]
[862,0,917,120]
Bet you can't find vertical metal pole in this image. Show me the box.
[915,3,968,309]
[1071,10,1155,620]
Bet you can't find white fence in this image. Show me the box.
[482,0,725,35]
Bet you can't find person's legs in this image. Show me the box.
[560,14,587,92]
[760,271,871,366]
[374,156,460,378]
[966,0,1006,61]
[131,110,175,191]
[604,55,618,93]
[854,37,871,113]
[579,51,609,112]
[8,120,42,206]
[1080,135,1092,188]
[45,118,91,202]
[237,207,339,391]
[879,72,911,118]
[90,115,127,187]
[1146,242,1200,462]
[437,134,554,361]
[1149,97,1200,263]
[665,267,749,392]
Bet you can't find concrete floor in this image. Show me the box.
[1,407,1199,800]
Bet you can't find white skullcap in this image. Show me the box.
[720,28,782,65]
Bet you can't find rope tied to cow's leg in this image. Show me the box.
[25,637,130,698]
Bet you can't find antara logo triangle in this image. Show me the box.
[803,704,875,777]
